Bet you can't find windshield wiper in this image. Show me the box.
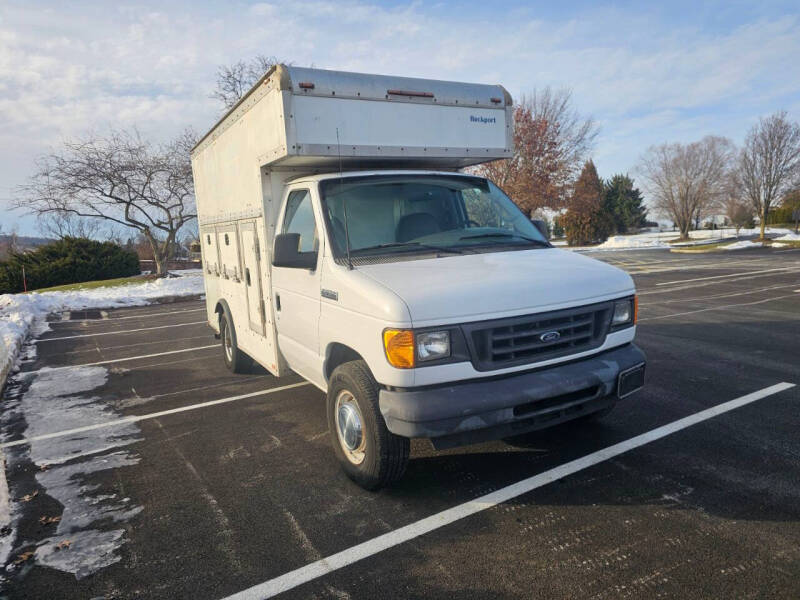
[353,241,465,255]
[458,232,550,247]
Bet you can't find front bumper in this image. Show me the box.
[379,344,646,449]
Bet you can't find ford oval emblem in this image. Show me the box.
[540,331,561,343]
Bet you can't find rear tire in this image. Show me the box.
[327,360,410,490]
[219,312,253,374]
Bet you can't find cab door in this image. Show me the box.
[270,187,322,379]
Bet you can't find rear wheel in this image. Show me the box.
[219,312,252,374]
[327,360,409,490]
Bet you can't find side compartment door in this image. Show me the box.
[201,227,220,277]
[239,221,266,335]
[217,225,242,285]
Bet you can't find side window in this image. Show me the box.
[282,190,318,252]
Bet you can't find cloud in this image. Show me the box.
[1,0,798,232]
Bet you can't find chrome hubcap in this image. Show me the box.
[223,324,233,361]
[335,390,366,465]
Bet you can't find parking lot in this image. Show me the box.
[1,247,799,599]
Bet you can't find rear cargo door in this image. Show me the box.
[239,221,266,335]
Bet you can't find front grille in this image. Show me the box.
[463,301,613,371]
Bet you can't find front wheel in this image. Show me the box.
[327,360,409,490]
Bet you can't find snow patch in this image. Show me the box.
[774,232,800,242]
[596,235,669,250]
[1,365,143,579]
[35,529,127,580]
[723,241,763,250]
[0,271,203,388]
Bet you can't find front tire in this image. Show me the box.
[327,360,409,490]
[219,312,252,374]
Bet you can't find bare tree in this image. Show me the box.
[211,55,283,110]
[722,174,754,236]
[15,128,197,276]
[0,224,20,259]
[475,88,598,213]
[738,111,800,240]
[639,136,734,241]
[37,212,103,240]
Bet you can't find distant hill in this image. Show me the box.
[1,235,53,248]
[0,235,54,259]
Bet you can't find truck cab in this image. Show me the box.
[192,66,645,489]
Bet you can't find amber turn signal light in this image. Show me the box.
[383,329,415,368]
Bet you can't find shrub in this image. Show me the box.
[0,237,140,294]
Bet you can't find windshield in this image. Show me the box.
[319,175,549,261]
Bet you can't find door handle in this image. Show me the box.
[275,294,281,311]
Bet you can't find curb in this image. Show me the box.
[0,337,22,395]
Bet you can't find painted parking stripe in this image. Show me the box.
[639,271,800,295]
[218,382,795,600]
[642,282,800,306]
[36,321,208,342]
[63,307,206,323]
[655,267,796,286]
[0,381,312,450]
[28,345,219,372]
[638,294,797,322]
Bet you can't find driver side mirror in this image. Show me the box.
[272,233,318,269]
[531,219,550,240]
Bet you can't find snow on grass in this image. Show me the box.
[774,232,800,242]
[0,270,204,387]
[596,235,670,250]
[722,240,763,250]
[587,227,794,251]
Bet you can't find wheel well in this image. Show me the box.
[214,301,229,331]
[325,343,364,381]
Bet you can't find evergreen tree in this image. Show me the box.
[561,160,612,246]
[603,174,648,233]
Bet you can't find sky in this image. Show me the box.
[1,0,799,235]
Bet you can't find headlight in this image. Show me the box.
[417,331,450,361]
[612,297,637,327]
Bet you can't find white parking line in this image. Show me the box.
[638,294,797,322]
[0,381,312,450]
[62,307,206,323]
[642,282,800,306]
[655,267,796,286]
[639,270,800,295]
[29,345,219,372]
[36,321,208,342]
[218,382,795,600]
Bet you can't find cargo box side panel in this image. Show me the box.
[290,95,511,163]
[191,87,288,376]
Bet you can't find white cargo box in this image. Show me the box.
[192,65,513,170]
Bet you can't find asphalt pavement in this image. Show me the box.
[1,247,799,599]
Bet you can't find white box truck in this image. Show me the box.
[191,65,645,489]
